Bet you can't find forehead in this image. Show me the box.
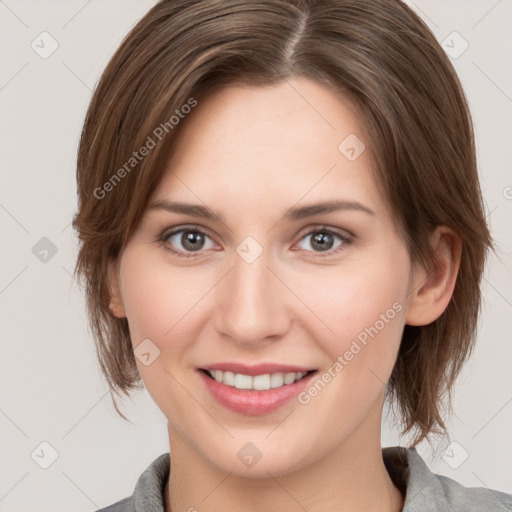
[151,77,382,217]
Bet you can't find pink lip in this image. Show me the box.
[198,367,317,416]
[200,362,314,376]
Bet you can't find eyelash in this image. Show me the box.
[156,224,353,259]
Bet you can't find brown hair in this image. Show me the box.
[72,0,492,446]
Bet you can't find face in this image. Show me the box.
[110,77,418,477]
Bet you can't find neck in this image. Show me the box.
[164,424,404,512]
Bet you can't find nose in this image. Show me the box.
[213,248,292,348]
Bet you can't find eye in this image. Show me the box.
[295,226,352,256]
[158,224,352,259]
[159,226,217,258]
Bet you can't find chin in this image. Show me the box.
[199,439,318,479]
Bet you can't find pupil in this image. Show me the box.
[312,232,333,251]
[183,231,204,251]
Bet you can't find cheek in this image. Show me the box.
[291,260,409,431]
[118,250,196,346]
[117,251,214,416]
[301,250,410,374]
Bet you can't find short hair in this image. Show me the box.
[72,0,492,446]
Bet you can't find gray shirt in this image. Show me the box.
[95,446,512,511]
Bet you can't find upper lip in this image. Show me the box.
[200,363,316,376]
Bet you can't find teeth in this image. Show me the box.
[234,373,253,390]
[284,372,296,385]
[253,374,271,390]
[223,371,235,386]
[206,370,308,390]
[270,372,284,388]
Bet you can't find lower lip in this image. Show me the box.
[198,370,317,415]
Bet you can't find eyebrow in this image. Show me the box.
[283,200,375,220]
[147,199,375,223]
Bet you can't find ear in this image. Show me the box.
[108,258,127,318]
[405,226,462,326]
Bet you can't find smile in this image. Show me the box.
[203,369,314,391]
[198,363,318,415]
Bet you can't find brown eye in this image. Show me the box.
[296,227,351,256]
[161,226,216,258]
[176,230,206,251]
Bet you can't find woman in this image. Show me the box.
[72,0,512,510]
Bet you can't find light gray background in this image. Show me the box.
[0,1,511,510]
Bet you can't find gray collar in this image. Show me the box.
[119,446,512,512]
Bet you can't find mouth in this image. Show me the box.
[200,368,316,391]
[197,364,318,415]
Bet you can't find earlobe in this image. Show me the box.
[108,259,126,318]
[405,226,461,327]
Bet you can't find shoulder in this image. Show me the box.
[435,472,512,512]
[91,452,170,512]
[94,496,133,512]
[383,446,512,512]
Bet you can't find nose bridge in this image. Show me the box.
[213,242,289,344]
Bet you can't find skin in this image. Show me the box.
[109,77,461,512]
